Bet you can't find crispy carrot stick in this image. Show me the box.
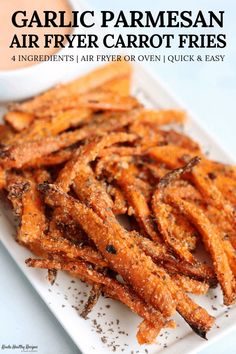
[73,165,215,288]
[206,199,235,228]
[173,285,214,338]
[142,163,170,181]
[131,232,217,286]
[202,160,236,179]
[162,130,201,152]
[204,205,236,277]
[152,195,195,263]
[107,185,128,215]
[152,162,199,263]
[42,185,213,336]
[146,145,198,169]
[6,174,29,217]
[168,195,236,305]
[7,108,92,144]
[213,175,236,205]
[16,61,132,115]
[191,168,236,227]
[0,130,83,169]
[4,111,35,131]
[147,146,235,194]
[17,180,47,246]
[36,91,140,116]
[98,146,140,158]
[76,91,139,111]
[56,132,137,192]
[41,237,107,267]
[136,231,214,336]
[73,165,114,219]
[7,176,106,265]
[0,112,138,169]
[95,154,135,177]
[113,165,162,243]
[152,151,236,249]
[33,169,51,184]
[22,148,75,169]
[0,124,8,138]
[132,109,186,126]
[171,274,209,295]
[147,146,235,226]
[26,257,169,334]
[136,320,162,344]
[168,208,198,251]
[101,74,131,96]
[153,158,236,305]
[39,182,177,317]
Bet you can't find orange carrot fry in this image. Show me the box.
[73,165,114,219]
[174,287,214,338]
[133,109,186,126]
[101,75,131,96]
[147,146,235,227]
[168,194,236,305]
[191,168,236,227]
[172,275,209,295]
[136,320,162,344]
[205,205,236,278]
[114,165,162,243]
[103,284,168,335]
[16,61,132,115]
[4,111,34,131]
[41,237,107,267]
[107,185,128,215]
[0,130,83,169]
[6,174,29,216]
[146,145,198,169]
[18,179,47,247]
[132,232,217,286]
[152,171,197,263]
[26,256,169,340]
[43,91,140,114]
[153,158,236,305]
[72,162,215,292]
[7,108,92,145]
[57,132,137,192]
[22,148,74,169]
[75,91,139,111]
[152,195,195,263]
[0,112,138,169]
[213,175,236,205]
[39,182,177,317]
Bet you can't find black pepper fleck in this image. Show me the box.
[208,172,217,180]
[106,244,117,254]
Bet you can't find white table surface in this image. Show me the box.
[0,0,235,353]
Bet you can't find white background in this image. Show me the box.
[0,0,236,353]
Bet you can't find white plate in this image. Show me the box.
[0,63,235,354]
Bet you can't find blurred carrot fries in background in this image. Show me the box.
[1,61,236,344]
